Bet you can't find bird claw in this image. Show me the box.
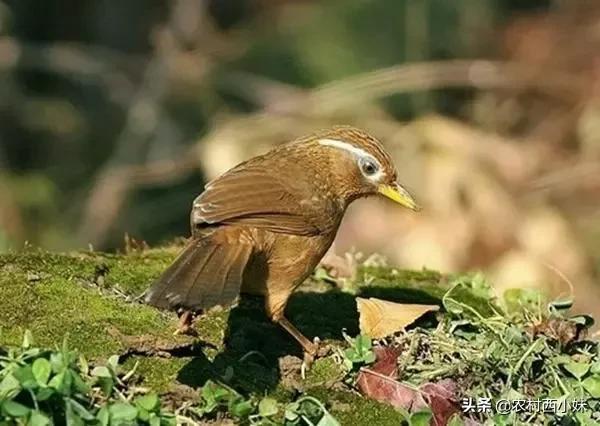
[300,352,313,379]
[173,310,198,336]
[301,337,331,379]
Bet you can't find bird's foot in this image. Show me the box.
[173,310,198,336]
[301,337,332,379]
[301,338,318,374]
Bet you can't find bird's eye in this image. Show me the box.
[359,157,379,177]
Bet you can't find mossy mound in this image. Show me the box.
[0,247,460,424]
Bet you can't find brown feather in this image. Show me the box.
[175,242,220,307]
[191,160,335,236]
[145,229,253,310]
[143,238,203,308]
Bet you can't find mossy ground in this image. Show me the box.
[0,247,462,425]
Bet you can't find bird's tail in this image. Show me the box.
[144,234,253,311]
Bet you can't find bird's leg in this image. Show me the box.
[277,316,320,374]
[267,291,321,369]
[277,316,318,357]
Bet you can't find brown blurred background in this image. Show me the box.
[0,0,598,314]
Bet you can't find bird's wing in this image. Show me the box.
[191,162,334,236]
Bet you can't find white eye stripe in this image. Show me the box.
[319,138,382,168]
[318,138,385,181]
[318,138,374,159]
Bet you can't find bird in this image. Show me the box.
[144,125,420,360]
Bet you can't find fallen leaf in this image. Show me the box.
[530,318,580,346]
[357,345,417,409]
[372,346,401,377]
[357,367,418,410]
[357,298,439,338]
[420,380,459,426]
[357,348,460,426]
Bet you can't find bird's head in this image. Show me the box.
[312,126,421,211]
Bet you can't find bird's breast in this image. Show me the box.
[241,228,337,296]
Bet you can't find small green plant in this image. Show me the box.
[191,379,254,419]
[281,396,340,426]
[0,331,340,425]
[0,331,175,425]
[382,274,600,425]
[341,334,376,369]
[190,380,339,425]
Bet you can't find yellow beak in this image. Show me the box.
[377,183,421,211]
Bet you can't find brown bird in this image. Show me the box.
[145,126,420,359]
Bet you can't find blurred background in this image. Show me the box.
[0,0,599,313]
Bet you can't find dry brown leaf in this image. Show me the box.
[357,297,439,338]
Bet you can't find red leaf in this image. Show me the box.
[372,346,401,378]
[357,368,417,409]
[420,379,459,426]
[356,347,460,426]
[356,345,416,409]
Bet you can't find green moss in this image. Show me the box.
[357,266,446,301]
[100,248,178,295]
[304,357,345,387]
[124,357,192,393]
[0,248,187,357]
[192,310,229,353]
[357,266,495,316]
[0,248,459,425]
[0,274,179,357]
[359,266,443,285]
[0,246,452,360]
